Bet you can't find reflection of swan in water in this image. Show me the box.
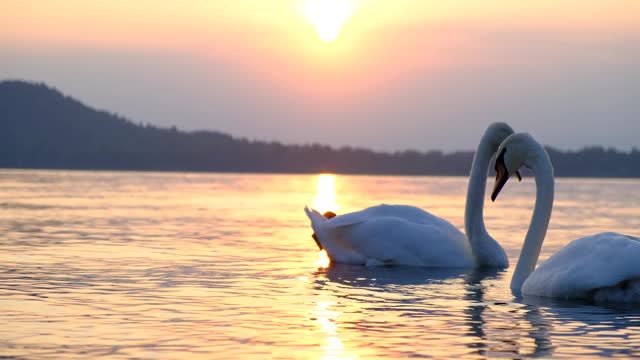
[521,296,640,356]
[305,123,517,268]
[320,263,470,288]
[463,269,553,358]
[312,265,558,358]
[463,268,502,342]
[491,133,640,302]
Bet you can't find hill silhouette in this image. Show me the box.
[1,80,639,177]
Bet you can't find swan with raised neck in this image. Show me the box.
[464,122,514,267]
[492,133,640,301]
[491,132,555,291]
[305,122,515,268]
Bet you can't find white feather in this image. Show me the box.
[494,133,640,302]
[522,233,640,300]
[303,123,517,268]
[304,204,473,267]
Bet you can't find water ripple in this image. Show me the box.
[1,170,639,359]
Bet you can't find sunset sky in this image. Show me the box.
[2,1,639,151]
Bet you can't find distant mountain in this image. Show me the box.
[1,80,639,177]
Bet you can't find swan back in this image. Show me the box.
[304,204,474,267]
[522,232,640,300]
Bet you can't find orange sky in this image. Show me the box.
[4,1,638,44]
[3,0,637,96]
[1,0,639,151]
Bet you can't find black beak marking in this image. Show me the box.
[491,148,510,202]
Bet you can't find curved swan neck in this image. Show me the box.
[465,132,507,266]
[510,148,555,292]
[464,136,493,238]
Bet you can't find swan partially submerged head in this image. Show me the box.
[311,211,336,250]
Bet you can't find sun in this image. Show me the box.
[302,0,356,43]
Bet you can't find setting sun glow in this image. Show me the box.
[302,0,356,43]
[313,174,339,214]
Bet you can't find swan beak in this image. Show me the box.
[492,149,510,202]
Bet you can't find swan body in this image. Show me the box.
[305,122,514,268]
[522,233,640,301]
[492,133,640,302]
[305,205,473,266]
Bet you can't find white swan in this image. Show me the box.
[491,133,640,301]
[304,122,516,267]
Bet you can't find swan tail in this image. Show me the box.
[304,206,329,250]
[304,206,326,226]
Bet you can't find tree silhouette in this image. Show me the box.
[1,80,639,177]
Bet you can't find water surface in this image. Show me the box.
[1,170,639,359]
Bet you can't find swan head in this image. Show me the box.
[491,133,545,202]
[484,122,516,150]
[311,211,337,249]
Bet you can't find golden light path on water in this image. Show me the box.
[312,174,338,269]
[313,174,339,214]
[2,170,640,359]
[311,175,345,359]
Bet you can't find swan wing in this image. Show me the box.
[522,232,640,299]
[333,216,473,267]
[326,204,445,229]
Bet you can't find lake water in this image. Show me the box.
[1,170,640,359]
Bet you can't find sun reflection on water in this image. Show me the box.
[313,174,339,214]
[314,301,356,360]
[312,174,338,268]
[2,171,640,359]
[316,249,331,268]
